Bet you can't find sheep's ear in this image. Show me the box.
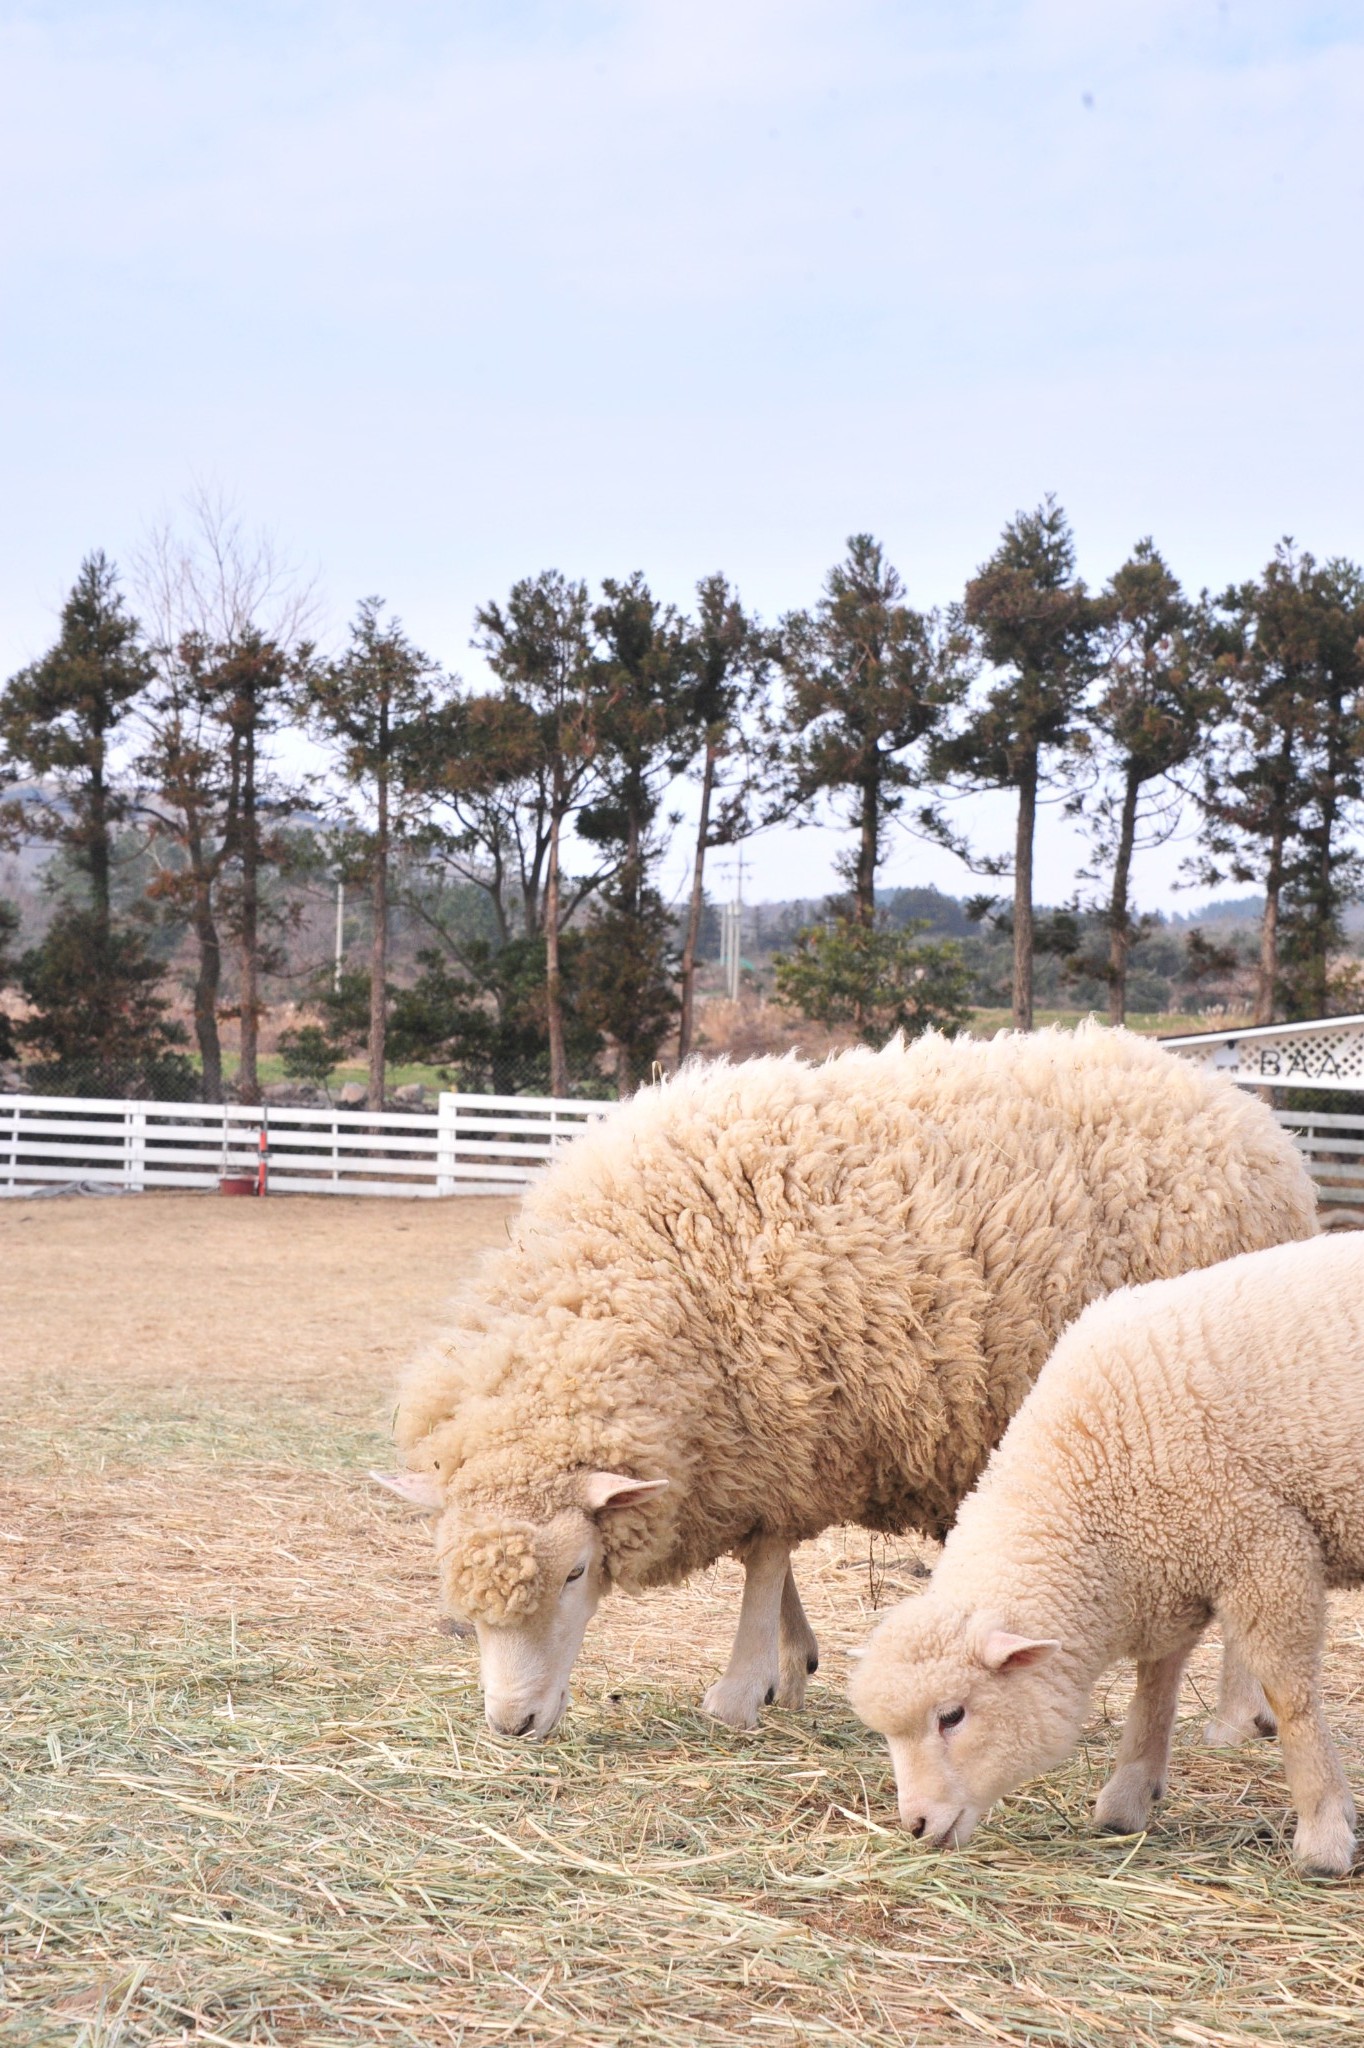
[979,1629,1061,1672]
[369,1468,444,1510]
[582,1471,670,1513]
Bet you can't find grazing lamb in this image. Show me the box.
[377,1025,1317,1740]
[849,1232,1364,1876]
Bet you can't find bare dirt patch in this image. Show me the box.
[3,1194,1364,2045]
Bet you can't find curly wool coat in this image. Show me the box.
[396,1026,1318,1624]
[846,1231,1364,1871]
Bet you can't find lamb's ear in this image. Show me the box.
[582,1471,670,1513]
[369,1468,445,1511]
[979,1629,1062,1672]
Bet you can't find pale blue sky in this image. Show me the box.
[2,1,1361,905]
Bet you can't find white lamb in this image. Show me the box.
[849,1232,1364,1876]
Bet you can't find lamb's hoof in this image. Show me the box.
[1202,1715,1258,1748]
[702,1676,772,1730]
[1292,1811,1356,1879]
[1094,1766,1160,1836]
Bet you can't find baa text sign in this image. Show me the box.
[1166,1019,1364,1094]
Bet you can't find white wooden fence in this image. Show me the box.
[5,1052,1364,1212]
[0,1091,611,1198]
[1272,1107,1364,1214]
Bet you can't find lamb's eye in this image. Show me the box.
[938,1706,966,1733]
[565,1564,586,1585]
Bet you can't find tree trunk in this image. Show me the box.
[622,769,645,925]
[1012,753,1037,1033]
[1107,765,1141,1027]
[190,868,223,1102]
[854,769,878,926]
[237,718,260,1104]
[368,765,389,1110]
[1308,709,1344,1016]
[676,737,718,1065]
[545,798,567,1098]
[89,751,112,942]
[1255,827,1285,1027]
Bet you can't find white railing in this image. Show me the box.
[0,1090,611,1198]
[1274,1106,1364,1214]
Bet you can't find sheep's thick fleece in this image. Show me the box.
[396,1026,1316,1621]
[850,1232,1364,1872]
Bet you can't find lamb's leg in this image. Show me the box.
[774,1565,819,1710]
[1220,1539,1356,1877]
[1094,1640,1196,1835]
[702,1536,789,1730]
[1202,1644,1278,1747]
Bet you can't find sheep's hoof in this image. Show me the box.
[1292,1812,1356,1879]
[770,1654,811,1703]
[702,1677,769,1730]
[1093,1765,1158,1835]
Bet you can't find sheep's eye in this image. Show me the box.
[565,1564,586,1585]
[938,1706,966,1733]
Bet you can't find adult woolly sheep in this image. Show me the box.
[849,1231,1364,1876]
[376,1025,1317,1740]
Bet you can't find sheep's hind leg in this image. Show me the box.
[1220,1534,1356,1877]
[774,1565,819,1710]
[1094,1639,1196,1835]
[1201,1643,1278,1747]
[702,1536,789,1730]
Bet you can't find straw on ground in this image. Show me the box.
[3,1195,1362,2045]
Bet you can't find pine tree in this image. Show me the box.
[16,907,193,1097]
[775,536,969,1034]
[1278,557,1364,1018]
[933,499,1097,1031]
[676,575,770,1063]
[1081,542,1212,1024]
[305,600,448,1108]
[778,536,967,927]
[471,572,604,1095]
[1193,545,1359,1024]
[0,553,150,937]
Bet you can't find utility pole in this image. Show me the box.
[334,877,345,992]
[719,849,745,1003]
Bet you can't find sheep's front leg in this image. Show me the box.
[1201,1644,1278,1747]
[1094,1640,1195,1835]
[702,1536,790,1730]
[775,1565,819,1710]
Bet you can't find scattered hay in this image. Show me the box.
[3,1196,1363,2044]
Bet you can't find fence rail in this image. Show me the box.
[1275,1106,1364,1213]
[5,1085,1363,1213]
[0,1092,611,1198]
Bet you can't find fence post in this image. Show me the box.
[3,1097,17,1188]
[125,1102,147,1191]
[436,1091,458,1197]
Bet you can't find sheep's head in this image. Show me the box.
[848,1596,1080,1846]
[371,1467,668,1740]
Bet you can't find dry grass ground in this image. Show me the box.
[2,1194,1363,2048]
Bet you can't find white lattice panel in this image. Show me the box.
[1233,1026,1364,1089]
[1164,1018,1364,1094]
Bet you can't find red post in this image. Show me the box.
[257,1121,269,1198]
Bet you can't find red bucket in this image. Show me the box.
[218,1175,258,1197]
